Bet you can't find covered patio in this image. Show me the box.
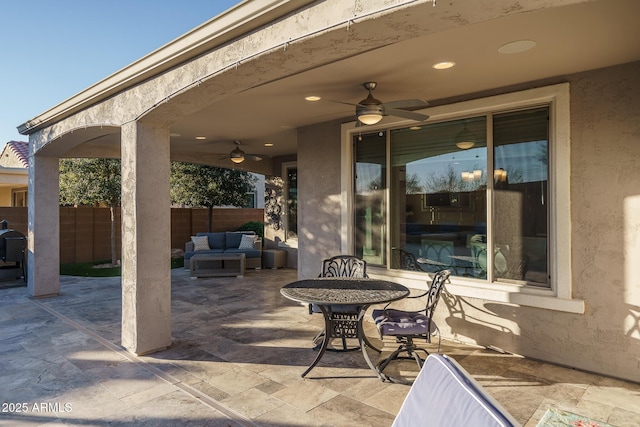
[2,269,640,426]
[18,0,640,400]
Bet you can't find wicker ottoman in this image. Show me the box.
[262,249,287,269]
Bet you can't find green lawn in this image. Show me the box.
[60,258,184,277]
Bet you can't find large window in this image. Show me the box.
[493,108,549,286]
[354,132,387,265]
[355,107,550,288]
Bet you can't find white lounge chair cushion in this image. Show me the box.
[392,354,519,427]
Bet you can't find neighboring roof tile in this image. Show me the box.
[5,141,29,167]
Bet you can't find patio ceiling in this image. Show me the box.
[43,0,640,173]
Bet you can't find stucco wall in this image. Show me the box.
[568,61,640,378]
[297,62,640,382]
[435,63,640,382]
[451,62,640,381]
[298,120,345,278]
[0,188,12,206]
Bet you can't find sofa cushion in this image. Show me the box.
[191,235,210,251]
[197,232,225,250]
[225,231,254,249]
[224,248,261,258]
[184,249,225,260]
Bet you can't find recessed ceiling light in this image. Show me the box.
[195,136,206,140]
[264,143,274,147]
[305,95,321,101]
[433,61,455,70]
[410,126,422,131]
[498,40,536,54]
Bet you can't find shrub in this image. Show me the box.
[237,221,264,238]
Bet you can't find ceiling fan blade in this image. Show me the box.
[245,154,263,161]
[382,99,429,109]
[329,100,362,107]
[384,108,430,122]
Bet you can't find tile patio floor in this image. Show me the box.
[1,268,639,426]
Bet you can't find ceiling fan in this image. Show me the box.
[218,141,263,164]
[336,82,430,125]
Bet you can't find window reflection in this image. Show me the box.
[355,132,387,266]
[493,108,549,286]
[390,117,488,278]
[380,108,550,286]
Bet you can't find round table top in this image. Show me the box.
[281,278,409,306]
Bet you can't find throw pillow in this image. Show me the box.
[238,234,255,249]
[191,235,210,251]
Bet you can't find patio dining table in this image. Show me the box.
[281,277,409,379]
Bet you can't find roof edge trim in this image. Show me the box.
[18,0,315,136]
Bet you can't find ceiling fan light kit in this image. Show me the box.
[350,82,430,125]
[224,140,264,164]
[455,125,475,149]
[357,110,384,125]
[356,82,384,124]
[456,141,475,150]
[230,146,245,163]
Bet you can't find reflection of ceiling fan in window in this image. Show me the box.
[207,140,264,164]
[334,82,430,125]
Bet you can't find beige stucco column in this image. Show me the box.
[27,153,60,297]
[120,121,172,355]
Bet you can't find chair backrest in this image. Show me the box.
[424,269,451,320]
[320,255,367,278]
[421,239,454,264]
[391,248,422,272]
[471,242,488,272]
[392,354,520,427]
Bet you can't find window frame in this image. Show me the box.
[282,161,298,247]
[340,83,583,313]
[12,188,28,207]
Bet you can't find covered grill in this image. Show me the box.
[0,220,26,281]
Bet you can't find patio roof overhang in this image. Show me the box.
[18,0,640,175]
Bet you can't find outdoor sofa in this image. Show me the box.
[184,231,262,270]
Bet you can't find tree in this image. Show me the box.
[59,158,121,266]
[424,164,464,193]
[405,172,424,194]
[170,162,257,231]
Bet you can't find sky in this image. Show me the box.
[0,0,242,148]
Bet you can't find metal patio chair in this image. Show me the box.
[391,247,428,272]
[309,255,368,351]
[372,269,451,382]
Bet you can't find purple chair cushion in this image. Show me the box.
[372,309,437,336]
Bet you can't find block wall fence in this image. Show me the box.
[0,207,264,264]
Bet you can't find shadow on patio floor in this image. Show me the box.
[1,269,639,426]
